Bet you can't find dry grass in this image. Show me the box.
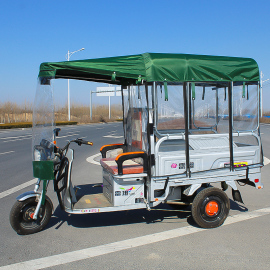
[0,101,33,124]
[0,102,122,124]
[2,101,270,125]
[259,117,270,124]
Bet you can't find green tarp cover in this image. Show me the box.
[39,53,259,84]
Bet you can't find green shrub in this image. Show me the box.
[0,121,78,129]
[0,122,32,129]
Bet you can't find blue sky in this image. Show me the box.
[1,0,270,108]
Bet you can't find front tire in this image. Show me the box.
[191,187,230,228]
[10,196,53,235]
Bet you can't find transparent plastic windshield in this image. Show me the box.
[32,78,55,161]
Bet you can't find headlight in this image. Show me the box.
[33,145,52,161]
[34,149,41,161]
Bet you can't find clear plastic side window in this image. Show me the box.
[192,84,217,132]
[156,83,184,133]
[124,84,149,153]
[191,82,229,134]
[232,82,260,166]
[233,83,258,132]
[217,86,229,134]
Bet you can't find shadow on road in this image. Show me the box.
[230,199,248,212]
[45,203,191,232]
[43,184,248,232]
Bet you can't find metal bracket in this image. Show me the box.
[183,184,201,196]
[225,180,238,190]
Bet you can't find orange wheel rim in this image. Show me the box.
[205,201,219,216]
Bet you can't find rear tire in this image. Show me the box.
[191,187,230,228]
[10,196,53,235]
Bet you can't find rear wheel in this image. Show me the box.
[191,187,230,228]
[10,196,53,235]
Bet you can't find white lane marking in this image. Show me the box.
[0,135,32,140]
[58,133,79,139]
[65,131,79,134]
[0,129,26,134]
[0,179,37,199]
[86,153,101,165]
[1,207,270,270]
[2,137,32,143]
[0,151,15,155]
[0,128,31,133]
[1,132,80,143]
[103,135,123,138]
[264,156,270,166]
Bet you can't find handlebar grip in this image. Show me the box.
[85,141,93,146]
[75,139,93,146]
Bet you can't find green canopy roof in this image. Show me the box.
[39,53,260,84]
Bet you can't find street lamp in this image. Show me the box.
[65,48,85,121]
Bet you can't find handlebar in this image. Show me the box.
[60,138,93,152]
[53,129,93,149]
[71,139,93,146]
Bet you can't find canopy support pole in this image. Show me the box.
[188,83,192,130]
[68,79,70,121]
[183,82,191,178]
[228,82,234,171]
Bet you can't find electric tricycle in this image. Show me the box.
[10,53,264,234]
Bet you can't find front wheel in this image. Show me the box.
[10,196,53,235]
[191,187,230,228]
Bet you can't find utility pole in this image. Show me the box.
[261,71,269,118]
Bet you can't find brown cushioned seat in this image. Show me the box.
[100,158,144,175]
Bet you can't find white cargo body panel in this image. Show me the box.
[156,135,260,176]
[102,168,146,206]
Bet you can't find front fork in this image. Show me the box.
[33,179,49,220]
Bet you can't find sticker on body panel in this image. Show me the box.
[119,186,136,196]
[115,191,121,196]
[80,209,100,213]
[119,187,136,192]
[135,198,144,203]
[224,161,248,168]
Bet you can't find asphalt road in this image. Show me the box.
[0,123,270,269]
